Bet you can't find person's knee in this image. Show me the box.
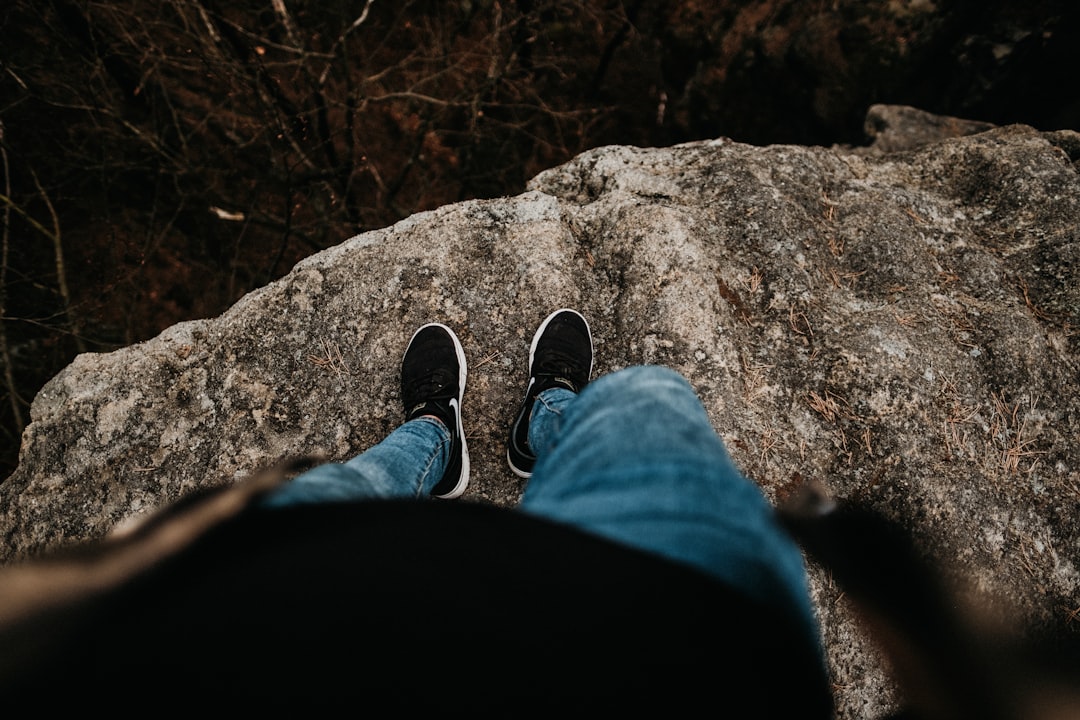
[582,366,697,414]
[563,364,712,446]
[594,364,690,394]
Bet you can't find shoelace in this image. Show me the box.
[405,369,455,416]
[537,346,588,385]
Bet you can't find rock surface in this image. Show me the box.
[3,105,1079,718]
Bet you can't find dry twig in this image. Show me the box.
[308,339,351,375]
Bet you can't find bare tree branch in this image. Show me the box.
[0,130,24,434]
[318,0,376,86]
[30,169,86,354]
[270,0,300,48]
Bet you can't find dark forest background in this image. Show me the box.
[1,0,1078,480]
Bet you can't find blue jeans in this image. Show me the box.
[261,366,819,644]
[260,416,452,503]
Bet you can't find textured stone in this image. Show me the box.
[3,106,1078,719]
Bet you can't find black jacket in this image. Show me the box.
[0,493,833,715]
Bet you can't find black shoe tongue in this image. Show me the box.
[552,376,577,392]
[408,399,452,424]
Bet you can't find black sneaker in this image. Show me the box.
[507,309,593,478]
[401,323,469,499]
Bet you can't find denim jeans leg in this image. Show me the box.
[519,365,820,644]
[259,417,450,508]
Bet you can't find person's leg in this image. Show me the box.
[261,322,469,508]
[520,364,820,643]
[260,417,451,507]
[507,308,593,477]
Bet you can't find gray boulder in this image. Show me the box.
[3,105,1078,718]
